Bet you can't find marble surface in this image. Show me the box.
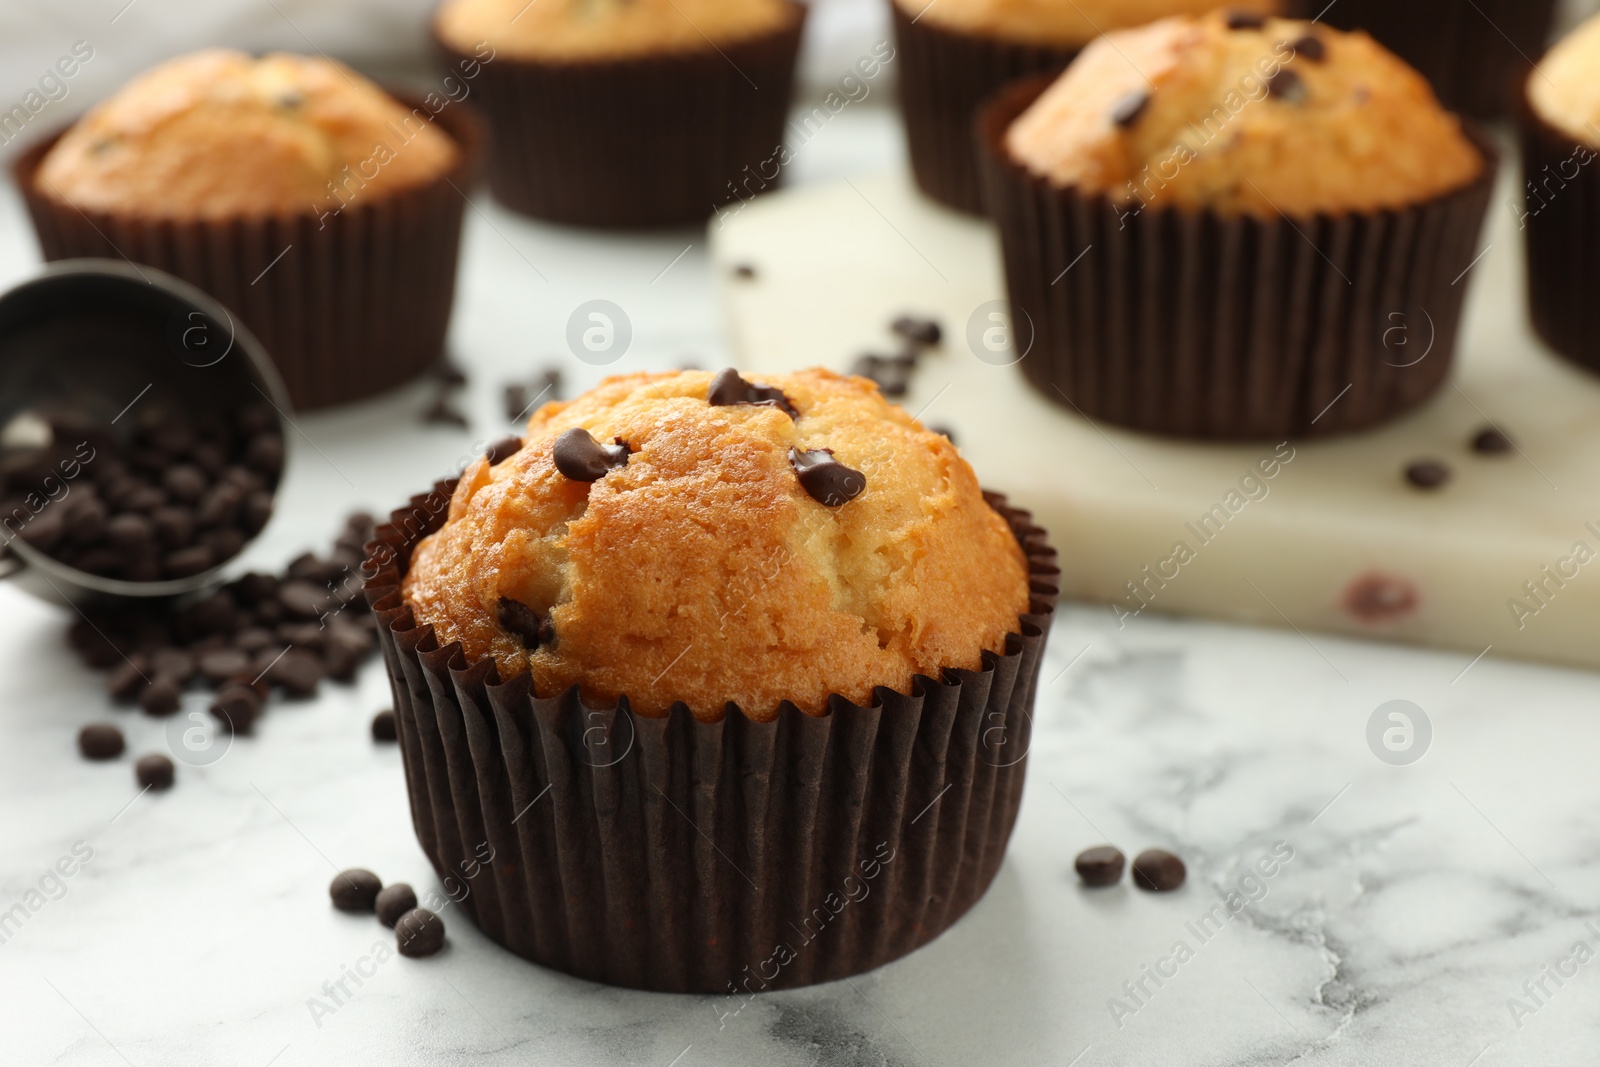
[2,103,1599,1067]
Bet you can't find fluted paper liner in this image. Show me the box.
[891,1,1076,216]
[1322,0,1556,118]
[433,6,804,228]
[364,478,1059,992]
[11,92,482,412]
[977,75,1497,440]
[1520,83,1600,375]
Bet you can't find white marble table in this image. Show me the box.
[2,103,1599,1067]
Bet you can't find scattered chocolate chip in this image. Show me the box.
[140,677,183,717]
[485,436,523,466]
[198,648,250,685]
[375,883,418,927]
[503,383,531,422]
[1110,90,1151,128]
[706,368,800,418]
[850,354,912,398]
[330,869,382,912]
[1267,69,1307,103]
[497,597,554,649]
[269,648,324,697]
[1404,460,1451,490]
[1471,427,1513,454]
[150,648,196,683]
[395,907,445,957]
[1224,9,1267,29]
[371,709,398,742]
[891,315,942,347]
[106,658,149,703]
[1291,34,1325,62]
[278,580,332,621]
[1131,849,1186,892]
[322,629,371,682]
[78,723,125,761]
[732,263,757,280]
[1075,845,1126,887]
[210,684,262,734]
[789,448,866,507]
[135,753,175,791]
[552,428,630,482]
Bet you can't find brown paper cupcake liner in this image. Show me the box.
[1322,0,1556,118]
[11,92,483,412]
[433,7,805,228]
[363,478,1059,992]
[1520,88,1600,375]
[976,75,1498,440]
[890,0,1077,216]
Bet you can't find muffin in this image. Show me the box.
[1522,13,1600,375]
[13,50,482,410]
[892,0,1282,215]
[432,0,805,226]
[976,13,1496,439]
[365,368,1059,991]
[1323,0,1558,118]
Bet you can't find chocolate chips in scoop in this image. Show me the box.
[707,368,800,418]
[789,448,866,507]
[552,428,630,482]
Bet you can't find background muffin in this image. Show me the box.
[432,0,804,226]
[978,12,1495,438]
[403,368,1031,719]
[891,0,1281,215]
[1522,11,1600,375]
[15,49,480,410]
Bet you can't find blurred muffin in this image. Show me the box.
[1323,0,1558,118]
[366,368,1058,990]
[891,0,1282,214]
[1522,12,1600,374]
[978,13,1496,438]
[15,50,481,409]
[432,0,805,226]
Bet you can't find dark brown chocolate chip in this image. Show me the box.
[322,629,371,682]
[732,263,757,280]
[269,648,324,697]
[552,428,630,482]
[151,506,196,549]
[422,395,468,429]
[789,448,866,507]
[1471,427,1513,454]
[330,868,382,912]
[106,658,149,703]
[375,883,418,927]
[891,315,942,347]
[245,434,285,477]
[140,677,183,717]
[371,709,398,742]
[1131,849,1186,892]
[850,354,912,398]
[1267,69,1307,103]
[150,648,196,683]
[106,512,154,549]
[1404,460,1451,490]
[497,597,554,649]
[162,464,207,504]
[395,907,445,957]
[135,753,175,791]
[1291,34,1325,62]
[278,621,328,651]
[278,580,332,621]
[485,436,523,466]
[1075,845,1126,887]
[503,383,531,422]
[164,544,215,578]
[234,627,276,654]
[706,368,800,419]
[1224,9,1267,29]
[78,723,125,761]
[430,358,469,388]
[1110,90,1151,128]
[198,648,250,685]
[210,685,262,734]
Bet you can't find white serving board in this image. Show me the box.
[709,161,1600,672]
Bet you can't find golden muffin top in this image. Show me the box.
[1004,12,1484,217]
[434,0,798,61]
[1529,12,1600,146]
[901,0,1279,49]
[402,369,1032,721]
[35,50,459,220]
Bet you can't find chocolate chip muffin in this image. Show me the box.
[978,12,1496,438]
[366,368,1058,991]
[893,0,1283,214]
[14,50,481,409]
[432,0,804,225]
[1522,11,1600,375]
[403,368,1030,720]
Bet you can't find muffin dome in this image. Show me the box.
[402,369,1031,721]
[35,50,459,219]
[1005,12,1484,217]
[435,0,798,61]
[1528,12,1600,146]
[905,0,1278,49]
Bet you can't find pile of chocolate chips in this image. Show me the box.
[849,313,943,399]
[67,511,380,730]
[330,868,444,958]
[2,405,283,582]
